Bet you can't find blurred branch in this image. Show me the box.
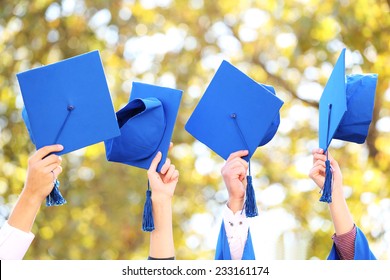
[256,59,318,108]
[229,25,319,108]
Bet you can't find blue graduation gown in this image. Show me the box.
[215,221,255,260]
[327,226,376,260]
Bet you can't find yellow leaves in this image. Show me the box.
[84,143,105,160]
[0,179,8,195]
[31,0,52,11]
[66,16,87,35]
[0,0,389,260]
[45,47,63,64]
[131,2,159,25]
[310,16,340,42]
[39,226,54,240]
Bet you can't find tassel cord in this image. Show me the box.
[320,104,333,203]
[230,113,258,217]
[45,105,74,207]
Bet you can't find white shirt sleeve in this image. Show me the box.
[0,221,35,260]
[223,204,249,260]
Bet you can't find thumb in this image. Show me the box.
[148,151,162,172]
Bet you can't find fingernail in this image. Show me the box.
[59,156,62,161]
[58,144,64,149]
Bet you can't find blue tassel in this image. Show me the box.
[320,159,333,203]
[245,175,258,217]
[46,179,67,207]
[142,188,155,232]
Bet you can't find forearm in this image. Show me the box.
[8,188,42,233]
[149,199,174,259]
[328,187,354,235]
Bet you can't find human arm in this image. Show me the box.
[0,145,63,259]
[220,150,251,260]
[8,145,64,232]
[147,151,179,259]
[309,148,356,259]
[309,148,354,235]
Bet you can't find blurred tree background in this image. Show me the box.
[0,0,389,260]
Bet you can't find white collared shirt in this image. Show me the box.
[0,221,34,260]
[223,204,249,260]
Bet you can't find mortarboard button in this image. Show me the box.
[185,60,284,217]
[18,50,120,206]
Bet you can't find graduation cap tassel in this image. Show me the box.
[142,181,155,232]
[320,154,333,203]
[46,179,67,206]
[245,162,258,217]
[45,105,75,207]
[231,113,258,217]
[320,103,333,203]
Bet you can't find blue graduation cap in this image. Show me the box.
[185,60,284,217]
[18,50,120,206]
[105,82,183,231]
[318,48,378,203]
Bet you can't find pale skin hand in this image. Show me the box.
[148,150,179,259]
[221,150,249,213]
[309,148,354,235]
[8,145,64,233]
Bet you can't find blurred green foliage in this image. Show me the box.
[0,0,389,259]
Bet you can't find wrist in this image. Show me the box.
[151,195,172,208]
[20,186,45,207]
[329,185,344,202]
[227,197,244,213]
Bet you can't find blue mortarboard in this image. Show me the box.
[105,82,183,171]
[105,81,183,231]
[333,73,378,143]
[318,48,378,203]
[185,60,284,217]
[17,50,120,206]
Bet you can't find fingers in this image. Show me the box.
[171,170,179,181]
[226,150,249,162]
[169,142,173,151]
[311,149,340,172]
[312,148,326,164]
[311,148,324,156]
[40,154,62,168]
[163,164,177,183]
[31,145,64,163]
[327,152,339,168]
[160,158,171,174]
[231,165,247,181]
[222,157,248,177]
[309,164,325,177]
[51,166,63,179]
[43,162,62,175]
[148,151,162,173]
[312,159,326,169]
[222,159,248,182]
